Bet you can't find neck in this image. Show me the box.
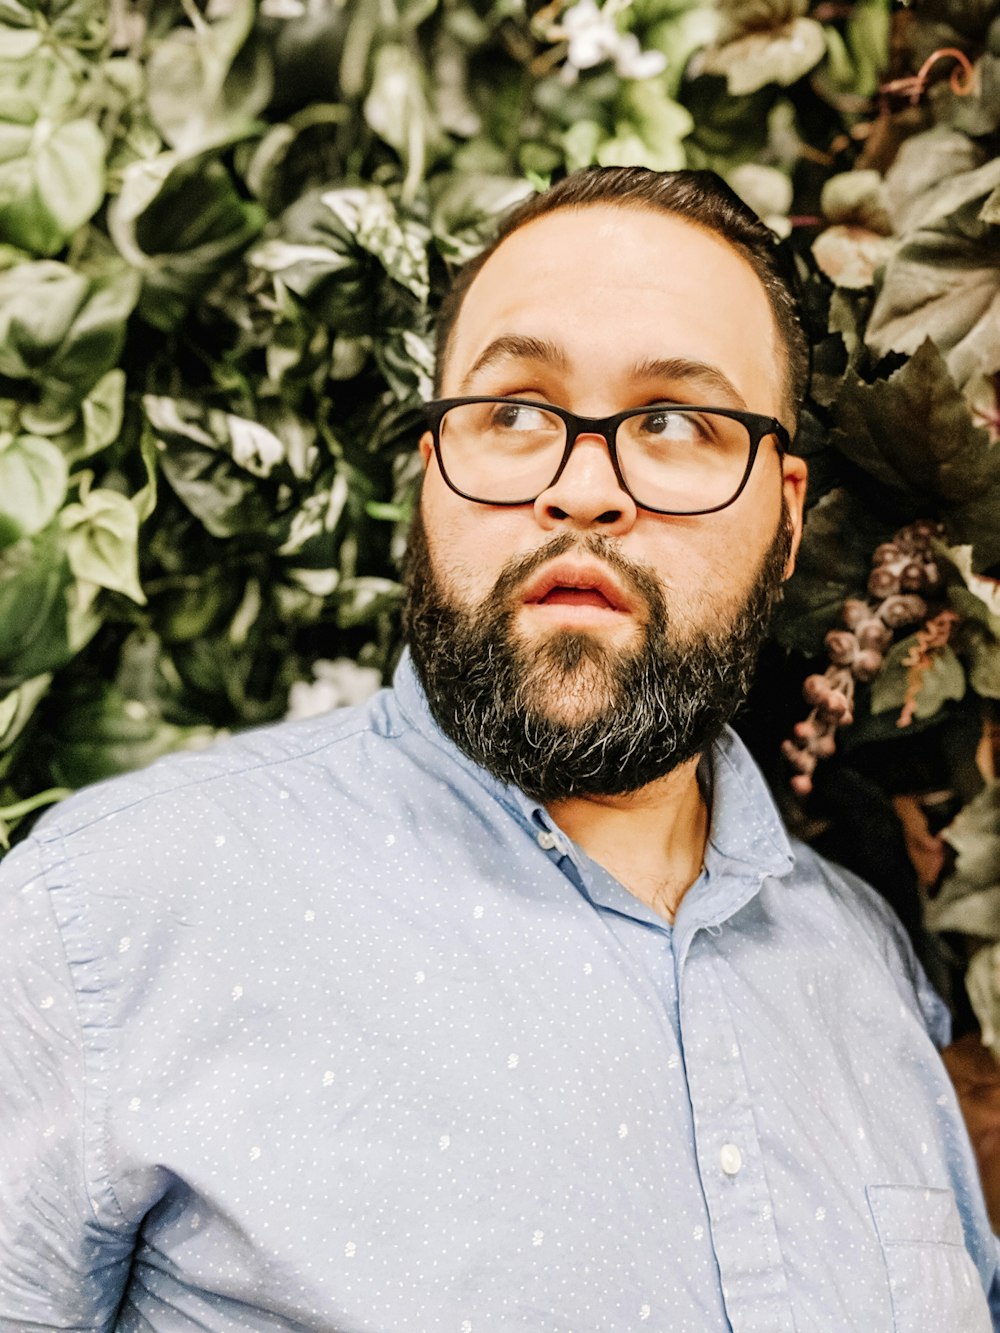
[545,755,709,925]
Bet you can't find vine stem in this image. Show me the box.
[880,47,976,106]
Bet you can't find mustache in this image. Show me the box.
[489,531,667,621]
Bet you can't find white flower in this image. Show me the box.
[285,658,382,721]
[555,0,666,82]
[562,0,621,70]
[613,32,667,80]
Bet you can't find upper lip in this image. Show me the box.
[521,559,633,612]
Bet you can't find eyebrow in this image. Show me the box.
[630,356,749,411]
[458,335,569,392]
[458,338,749,410]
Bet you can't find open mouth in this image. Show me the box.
[520,560,633,618]
[536,586,615,609]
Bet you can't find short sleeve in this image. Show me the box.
[0,838,132,1329]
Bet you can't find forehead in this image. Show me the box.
[443,204,786,414]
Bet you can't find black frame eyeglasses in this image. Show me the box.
[423,396,793,517]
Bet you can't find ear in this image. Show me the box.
[419,430,433,466]
[780,454,808,579]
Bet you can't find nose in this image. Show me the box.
[532,432,638,535]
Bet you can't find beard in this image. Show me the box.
[402,507,792,804]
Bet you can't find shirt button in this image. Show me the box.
[719,1143,743,1176]
[536,830,558,850]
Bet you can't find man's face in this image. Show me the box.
[406,203,807,800]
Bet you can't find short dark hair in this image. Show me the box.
[433,166,809,432]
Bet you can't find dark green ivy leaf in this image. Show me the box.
[867,142,1000,392]
[830,340,1000,569]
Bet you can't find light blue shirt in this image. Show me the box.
[1,652,998,1332]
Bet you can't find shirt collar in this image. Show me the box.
[390,649,794,929]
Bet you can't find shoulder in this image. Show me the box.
[0,690,414,908]
[784,837,951,1047]
[34,690,397,843]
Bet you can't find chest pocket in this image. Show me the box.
[867,1184,991,1333]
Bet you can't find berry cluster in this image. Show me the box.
[783,521,944,796]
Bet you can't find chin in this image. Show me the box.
[518,637,624,717]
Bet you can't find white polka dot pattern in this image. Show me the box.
[0,652,995,1331]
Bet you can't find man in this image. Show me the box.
[0,166,996,1331]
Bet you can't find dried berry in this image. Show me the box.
[879,593,928,629]
[856,618,892,652]
[872,543,900,566]
[824,630,858,666]
[851,648,884,683]
[842,599,872,630]
[868,566,901,599]
[786,518,953,800]
[900,562,926,592]
[803,674,831,706]
[818,690,852,724]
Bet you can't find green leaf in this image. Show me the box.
[966,943,1000,1054]
[882,128,983,233]
[77,369,126,460]
[0,525,84,684]
[0,0,106,46]
[363,43,444,200]
[866,142,1000,392]
[47,683,214,789]
[334,576,404,629]
[602,82,693,173]
[820,169,892,234]
[844,0,891,98]
[928,886,1000,939]
[0,116,106,256]
[60,487,146,605]
[109,151,265,332]
[132,423,159,525]
[146,0,271,154]
[939,544,1000,630]
[144,395,278,539]
[943,781,1000,890]
[249,186,421,334]
[869,637,966,720]
[981,184,1000,225]
[561,121,604,173]
[830,340,1000,569]
[0,260,139,404]
[0,670,50,752]
[699,18,826,96]
[968,634,1000,698]
[322,186,431,305]
[926,782,1000,937]
[811,226,894,290]
[429,172,533,264]
[0,434,67,546]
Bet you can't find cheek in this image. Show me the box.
[419,479,524,601]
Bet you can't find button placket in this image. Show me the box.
[680,938,796,1331]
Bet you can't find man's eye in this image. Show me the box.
[490,403,549,431]
[637,410,699,442]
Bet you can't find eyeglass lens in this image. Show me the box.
[437,400,752,513]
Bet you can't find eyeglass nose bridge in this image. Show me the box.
[542,408,633,498]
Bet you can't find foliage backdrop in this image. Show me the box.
[2,0,1000,1036]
